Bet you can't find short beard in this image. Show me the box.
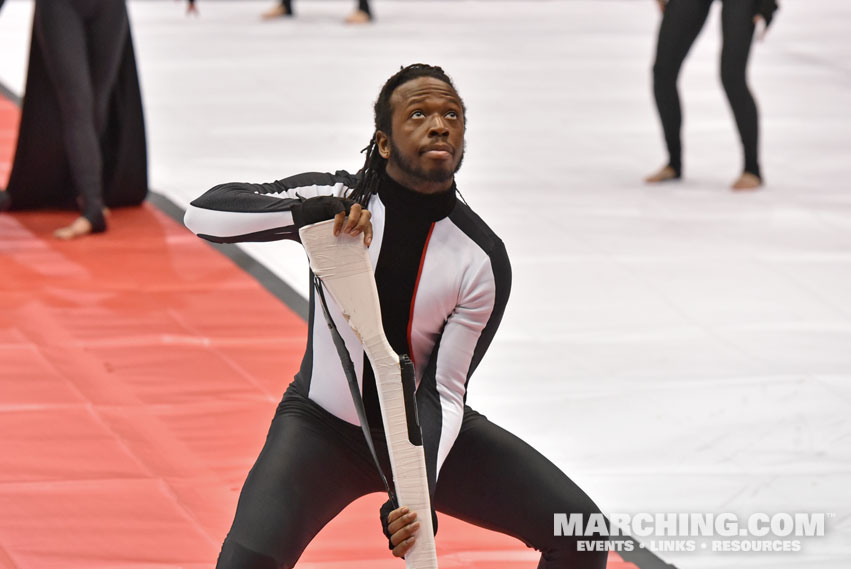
[388,139,465,184]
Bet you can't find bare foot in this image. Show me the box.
[344,9,371,24]
[54,216,95,240]
[261,3,291,19]
[644,165,680,183]
[731,172,762,191]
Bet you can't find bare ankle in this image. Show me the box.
[731,172,762,191]
[54,216,98,240]
[645,165,680,184]
[345,9,371,24]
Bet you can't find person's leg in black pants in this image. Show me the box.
[646,0,713,182]
[720,0,762,186]
[435,408,608,569]
[216,392,384,569]
[34,0,128,237]
[88,0,130,148]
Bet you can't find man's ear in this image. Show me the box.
[376,131,391,160]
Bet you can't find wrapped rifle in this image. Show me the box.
[300,219,438,569]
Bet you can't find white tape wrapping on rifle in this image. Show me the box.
[299,220,438,569]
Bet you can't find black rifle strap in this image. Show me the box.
[312,273,398,508]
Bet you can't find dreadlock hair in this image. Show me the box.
[348,64,465,206]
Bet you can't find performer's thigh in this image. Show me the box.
[719,0,756,76]
[654,0,713,73]
[87,0,129,130]
[221,402,381,568]
[434,409,606,568]
[34,0,92,110]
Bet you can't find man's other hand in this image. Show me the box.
[334,203,372,247]
[293,196,372,246]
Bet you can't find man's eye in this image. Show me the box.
[411,110,425,118]
[446,111,458,119]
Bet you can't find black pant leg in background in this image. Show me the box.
[720,0,761,178]
[86,0,130,138]
[33,0,128,229]
[435,408,608,569]
[651,0,713,176]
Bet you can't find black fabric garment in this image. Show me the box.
[4,0,147,226]
[216,386,608,569]
[652,0,768,179]
[659,0,779,27]
[756,0,779,27]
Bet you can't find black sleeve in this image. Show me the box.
[184,170,358,244]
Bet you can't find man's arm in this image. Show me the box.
[420,238,511,491]
[184,170,363,243]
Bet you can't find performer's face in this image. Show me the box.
[377,77,465,193]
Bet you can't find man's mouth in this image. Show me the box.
[421,144,454,159]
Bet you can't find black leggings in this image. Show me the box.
[652,0,761,178]
[216,388,607,569]
[33,0,128,230]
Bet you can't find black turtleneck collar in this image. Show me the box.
[377,173,457,222]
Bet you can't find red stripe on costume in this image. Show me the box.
[406,222,435,365]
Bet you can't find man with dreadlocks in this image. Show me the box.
[185,64,608,569]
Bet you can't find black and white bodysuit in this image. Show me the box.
[185,170,607,569]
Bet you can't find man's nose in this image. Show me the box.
[428,114,449,136]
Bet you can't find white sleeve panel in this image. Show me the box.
[184,205,295,239]
[434,254,496,473]
[271,182,351,200]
